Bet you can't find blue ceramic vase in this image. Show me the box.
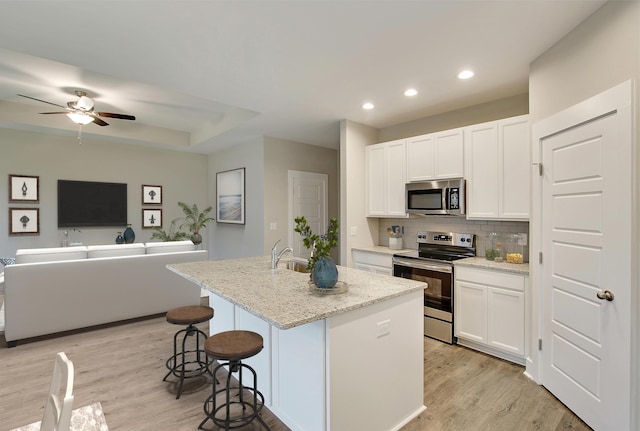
[123,224,135,244]
[312,257,339,289]
[115,232,125,244]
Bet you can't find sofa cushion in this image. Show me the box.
[15,246,88,264]
[145,240,195,254]
[87,243,146,258]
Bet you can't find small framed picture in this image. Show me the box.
[142,185,162,205]
[142,208,162,228]
[216,167,245,224]
[9,174,39,203]
[9,208,40,235]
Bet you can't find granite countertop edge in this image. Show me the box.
[168,256,426,330]
[454,257,530,275]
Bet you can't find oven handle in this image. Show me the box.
[392,257,453,274]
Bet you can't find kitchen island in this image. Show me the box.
[168,256,426,431]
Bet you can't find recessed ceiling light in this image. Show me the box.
[404,89,418,97]
[458,70,474,80]
[362,102,375,110]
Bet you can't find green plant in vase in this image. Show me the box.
[150,219,189,242]
[178,202,215,245]
[294,216,339,288]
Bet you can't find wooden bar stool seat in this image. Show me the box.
[163,305,214,399]
[198,330,271,431]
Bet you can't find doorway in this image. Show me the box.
[533,80,633,430]
[287,170,328,259]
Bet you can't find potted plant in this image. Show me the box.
[150,219,189,242]
[178,202,215,245]
[294,216,339,288]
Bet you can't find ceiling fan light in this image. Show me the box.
[67,112,93,125]
[75,95,94,111]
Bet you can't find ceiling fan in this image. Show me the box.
[17,91,136,126]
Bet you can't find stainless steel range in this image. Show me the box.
[392,231,475,344]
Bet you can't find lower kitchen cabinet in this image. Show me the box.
[352,248,394,275]
[454,265,527,364]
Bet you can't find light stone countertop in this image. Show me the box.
[351,245,415,255]
[168,256,426,330]
[454,256,530,275]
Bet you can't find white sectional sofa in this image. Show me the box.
[4,241,208,347]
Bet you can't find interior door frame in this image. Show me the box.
[530,79,638,429]
[287,170,329,256]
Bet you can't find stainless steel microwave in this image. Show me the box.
[405,178,465,216]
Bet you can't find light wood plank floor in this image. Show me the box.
[0,298,591,431]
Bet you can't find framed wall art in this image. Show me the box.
[216,167,245,224]
[142,185,162,204]
[9,208,40,235]
[142,208,163,228]
[9,174,39,203]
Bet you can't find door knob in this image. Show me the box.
[596,290,614,301]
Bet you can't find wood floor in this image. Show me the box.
[0,298,591,431]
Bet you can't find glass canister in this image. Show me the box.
[484,232,503,261]
[504,233,524,264]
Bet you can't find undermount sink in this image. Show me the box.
[285,260,309,273]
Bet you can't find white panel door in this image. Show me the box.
[366,144,386,216]
[288,171,328,260]
[466,122,499,218]
[434,128,464,179]
[385,140,407,216]
[539,83,632,430]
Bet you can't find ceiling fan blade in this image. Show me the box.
[92,117,109,126]
[97,112,136,121]
[17,94,66,109]
[39,111,71,115]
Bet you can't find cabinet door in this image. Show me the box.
[385,140,407,216]
[454,280,487,343]
[465,121,500,219]
[434,129,464,179]
[355,263,393,275]
[406,134,435,182]
[500,115,530,219]
[487,287,525,356]
[366,144,386,216]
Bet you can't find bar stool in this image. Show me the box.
[163,305,214,399]
[198,330,271,431]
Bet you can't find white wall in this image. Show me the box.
[340,120,379,267]
[263,136,339,257]
[379,93,529,142]
[0,127,209,258]
[208,139,265,259]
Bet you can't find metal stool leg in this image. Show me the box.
[163,323,211,399]
[198,360,270,431]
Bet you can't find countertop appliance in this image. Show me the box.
[392,231,476,344]
[405,178,465,216]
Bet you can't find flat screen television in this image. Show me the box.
[58,180,128,227]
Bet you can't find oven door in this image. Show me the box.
[393,257,454,343]
[393,257,452,314]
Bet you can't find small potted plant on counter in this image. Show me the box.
[294,216,339,289]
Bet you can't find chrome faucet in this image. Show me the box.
[271,240,293,269]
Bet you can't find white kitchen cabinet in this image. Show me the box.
[465,115,530,220]
[352,249,393,275]
[366,139,407,217]
[406,128,464,182]
[454,265,526,364]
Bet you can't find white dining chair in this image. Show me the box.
[40,352,74,431]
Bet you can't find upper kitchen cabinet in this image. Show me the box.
[366,139,407,217]
[406,128,464,182]
[465,115,530,220]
